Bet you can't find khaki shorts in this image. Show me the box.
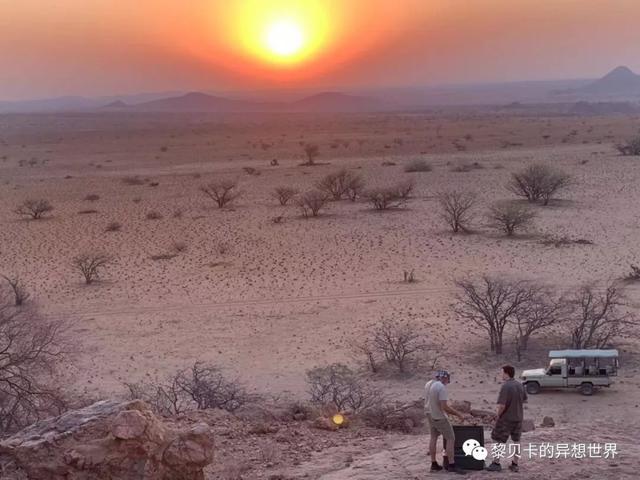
[426,413,455,442]
[491,418,522,443]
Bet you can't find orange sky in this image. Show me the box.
[1,0,640,99]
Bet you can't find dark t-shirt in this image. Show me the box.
[497,378,527,422]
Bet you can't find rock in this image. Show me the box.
[521,419,536,432]
[0,399,214,480]
[312,417,340,431]
[450,400,472,413]
[470,409,495,418]
[541,416,555,428]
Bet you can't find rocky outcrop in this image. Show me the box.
[0,399,214,480]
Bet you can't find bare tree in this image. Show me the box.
[297,190,329,218]
[567,282,636,349]
[306,363,379,412]
[437,191,477,233]
[14,199,53,220]
[200,179,241,208]
[395,180,415,200]
[302,144,320,165]
[273,186,299,206]
[345,173,366,201]
[352,338,379,373]
[73,253,112,284]
[454,276,535,354]
[487,203,536,236]
[0,302,67,433]
[508,164,571,205]
[1,275,30,306]
[372,320,425,373]
[511,289,565,360]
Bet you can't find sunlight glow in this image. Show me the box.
[265,19,304,57]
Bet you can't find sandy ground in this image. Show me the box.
[1,111,640,477]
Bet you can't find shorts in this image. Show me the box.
[491,418,522,443]
[426,413,455,442]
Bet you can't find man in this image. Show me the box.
[486,365,528,473]
[425,370,467,474]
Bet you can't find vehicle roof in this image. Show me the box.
[549,349,619,358]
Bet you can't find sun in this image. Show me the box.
[265,19,304,58]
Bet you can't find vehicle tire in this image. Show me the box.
[525,382,540,394]
[579,383,594,396]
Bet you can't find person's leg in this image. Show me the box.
[509,422,522,472]
[440,420,465,473]
[427,414,443,471]
[488,419,509,471]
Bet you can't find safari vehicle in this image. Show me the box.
[521,349,618,396]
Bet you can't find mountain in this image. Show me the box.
[289,92,382,112]
[572,66,640,95]
[133,91,278,112]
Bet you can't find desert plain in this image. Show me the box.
[1,109,640,478]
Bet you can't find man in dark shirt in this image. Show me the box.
[487,365,528,473]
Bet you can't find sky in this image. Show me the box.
[1,0,640,100]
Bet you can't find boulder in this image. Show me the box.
[521,418,536,433]
[0,399,214,480]
[541,416,555,428]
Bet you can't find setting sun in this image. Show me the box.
[265,19,304,58]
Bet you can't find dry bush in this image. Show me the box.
[615,137,640,156]
[395,180,415,199]
[105,221,122,232]
[84,194,100,202]
[404,159,432,172]
[1,275,30,306]
[437,191,477,233]
[145,211,163,220]
[122,176,145,186]
[302,144,320,165]
[316,169,364,201]
[360,403,424,432]
[73,253,112,284]
[306,363,379,412]
[273,186,299,206]
[454,276,537,354]
[487,203,535,236]
[0,302,67,434]
[364,186,405,210]
[625,264,640,282]
[201,179,241,208]
[372,320,425,373]
[126,362,248,415]
[567,282,636,349]
[14,199,53,220]
[508,164,571,205]
[297,190,329,218]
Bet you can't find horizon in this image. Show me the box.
[2,1,640,102]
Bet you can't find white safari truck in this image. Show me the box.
[521,349,618,396]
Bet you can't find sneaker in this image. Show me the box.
[486,462,502,472]
[430,463,443,472]
[445,464,466,475]
[508,463,519,473]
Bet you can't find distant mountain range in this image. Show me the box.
[102,91,382,113]
[2,67,639,113]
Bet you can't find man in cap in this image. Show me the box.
[425,370,467,474]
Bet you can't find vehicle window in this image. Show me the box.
[549,366,562,375]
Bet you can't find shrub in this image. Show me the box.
[1,275,30,306]
[146,211,163,220]
[72,253,112,284]
[487,203,535,236]
[201,179,241,208]
[615,137,640,156]
[364,185,407,210]
[404,159,432,172]
[105,221,122,232]
[121,176,145,186]
[316,169,364,201]
[507,164,571,205]
[273,186,299,206]
[297,190,329,218]
[14,199,53,220]
[372,320,425,373]
[306,363,379,412]
[84,194,100,202]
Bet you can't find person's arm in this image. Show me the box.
[441,400,465,419]
[496,403,506,417]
